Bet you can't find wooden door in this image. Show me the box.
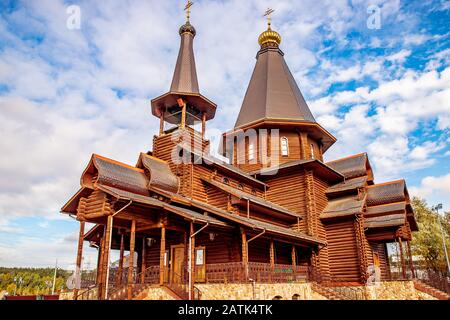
[171,245,185,284]
[195,247,206,283]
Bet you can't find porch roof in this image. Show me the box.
[98,185,230,228]
[188,198,326,246]
[320,195,366,220]
[364,213,406,229]
[326,176,368,195]
[200,177,300,218]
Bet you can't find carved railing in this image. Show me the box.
[204,262,309,284]
[415,269,450,294]
[108,265,160,300]
[76,285,98,300]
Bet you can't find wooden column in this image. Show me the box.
[127,220,136,300]
[398,237,407,279]
[179,99,186,129]
[96,229,105,299]
[241,230,248,281]
[406,240,415,278]
[141,237,146,283]
[269,240,275,268]
[291,245,297,269]
[117,232,125,285]
[101,215,113,300]
[159,113,164,135]
[73,220,85,300]
[201,112,206,140]
[159,226,166,285]
[189,222,195,300]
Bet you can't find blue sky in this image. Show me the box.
[0,0,449,269]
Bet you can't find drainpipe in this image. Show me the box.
[188,222,209,300]
[104,199,132,299]
[245,229,266,281]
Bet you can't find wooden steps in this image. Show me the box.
[413,280,450,300]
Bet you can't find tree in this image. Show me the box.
[410,197,450,275]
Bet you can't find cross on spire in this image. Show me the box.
[184,1,194,22]
[263,8,275,28]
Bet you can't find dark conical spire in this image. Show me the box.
[234,23,316,129]
[151,4,216,125]
[169,21,199,94]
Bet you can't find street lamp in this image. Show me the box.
[432,203,450,275]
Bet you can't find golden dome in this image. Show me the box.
[258,24,281,48]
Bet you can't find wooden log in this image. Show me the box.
[159,226,166,285]
[398,237,407,278]
[127,220,136,300]
[72,221,85,300]
[117,232,125,286]
[141,237,146,283]
[101,215,113,299]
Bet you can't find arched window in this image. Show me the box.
[222,177,230,185]
[248,142,255,162]
[292,294,300,300]
[281,137,289,156]
[272,295,283,300]
[310,143,315,159]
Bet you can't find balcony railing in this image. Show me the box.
[205,262,309,284]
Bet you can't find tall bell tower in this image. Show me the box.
[151,1,216,142]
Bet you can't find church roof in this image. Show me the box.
[234,46,316,129]
[151,20,216,123]
[326,153,374,181]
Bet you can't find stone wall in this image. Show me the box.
[195,283,326,300]
[328,281,437,300]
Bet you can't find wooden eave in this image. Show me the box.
[178,143,269,189]
[201,177,300,221]
[250,159,344,184]
[60,187,92,214]
[97,184,230,229]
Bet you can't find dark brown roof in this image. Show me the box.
[366,180,406,206]
[320,195,366,220]
[151,22,216,123]
[188,198,325,246]
[90,154,149,196]
[326,176,368,195]
[178,142,268,188]
[364,213,406,229]
[136,153,179,193]
[170,30,199,94]
[235,47,316,128]
[365,202,406,217]
[97,185,229,228]
[326,153,373,180]
[250,159,344,184]
[200,177,299,218]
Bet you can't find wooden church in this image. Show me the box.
[61,7,418,300]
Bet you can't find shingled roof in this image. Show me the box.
[320,195,366,220]
[326,153,374,181]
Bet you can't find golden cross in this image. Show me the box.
[263,8,275,27]
[184,1,194,22]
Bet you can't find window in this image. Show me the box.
[310,144,315,159]
[248,142,255,161]
[195,248,205,266]
[281,137,289,156]
[292,294,300,300]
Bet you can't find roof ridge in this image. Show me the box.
[93,154,144,172]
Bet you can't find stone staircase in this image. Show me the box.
[413,280,450,300]
[310,282,351,300]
